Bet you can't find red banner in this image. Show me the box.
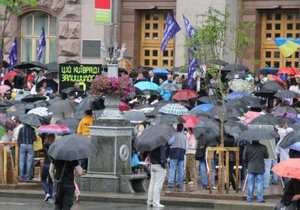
[95,0,110,10]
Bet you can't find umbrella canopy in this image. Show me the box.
[193,119,220,144]
[191,103,214,112]
[45,62,59,72]
[158,103,190,116]
[225,72,248,80]
[172,89,198,101]
[289,142,300,151]
[134,81,161,92]
[48,99,75,113]
[136,124,175,152]
[238,128,279,142]
[160,83,181,91]
[37,124,70,135]
[274,90,300,98]
[222,64,249,72]
[279,130,300,149]
[123,110,147,122]
[36,79,58,93]
[182,115,200,128]
[207,58,229,66]
[239,96,261,108]
[152,114,183,125]
[0,85,11,93]
[13,61,47,70]
[249,114,280,125]
[259,67,279,75]
[19,113,44,127]
[153,68,169,75]
[225,91,250,101]
[261,80,285,92]
[0,113,16,130]
[2,70,24,82]
[21,94,47,102]
[228,79,254,93]
[224,120,248,137]
[272,106,298,115]
[27,107,51,117]
[271,158,300,179]
[277,67,298,75]
[56,118,80,134]
[48,134,98,161]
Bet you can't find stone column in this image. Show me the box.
[107,63,119,77]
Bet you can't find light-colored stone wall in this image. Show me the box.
[175,0,237,67]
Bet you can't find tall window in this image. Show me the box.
[261,10,300,68]
[21,12,56,63]
[140,11,174,70]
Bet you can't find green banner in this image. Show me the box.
[95,9,111,24]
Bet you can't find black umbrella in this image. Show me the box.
[253,90,276,98]
[249,114,280,125]
[21,94,47,102]
[48,99,75,114]
[13,61,47,70]
[72,96,93,112]
[261,81,285,92]
[36,79,58,93]
[152,114,183,125]
[45,62,59,72]
[275,90,300,99]
[225,72,247,80]
[19,113,44,127]
[272,106,298,115]
[136,124,175,152]
[239,96,261,108]
[56,117,80,134]
[123,110,147,122]
[238,128,279,142]
[222,64,249,72]
[193,118,220,141]
[279,130,300,149]
[48,134,98,161]
[207,58,229,66]
[224,120,248,138]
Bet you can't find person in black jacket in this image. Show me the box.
[147,145,166,208]
[243,140,269,202]
[281,178,300,209]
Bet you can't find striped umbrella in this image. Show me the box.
[37,124,70,135]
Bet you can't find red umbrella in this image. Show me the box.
[271,75,287,88]
[182,115,200,128]
[277,67,298,75]
[172,89,198,101]
[37,124,70,135]
[0,85,11,93]
[119,101,131,112]
[2,70,22,82]
[271,158,300,179]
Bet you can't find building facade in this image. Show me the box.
[0,0,299,73]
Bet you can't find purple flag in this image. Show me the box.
[183,15,197,38]
[161,13,181,51]
[9,38,17,67]
[37,26,46,61]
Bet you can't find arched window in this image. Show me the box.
[21,11,56,63]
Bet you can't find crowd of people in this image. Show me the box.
[2,59,300,209]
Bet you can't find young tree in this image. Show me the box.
[0,0,37,69]
[185,6,254,192]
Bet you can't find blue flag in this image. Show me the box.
[183,15,197,38]
[37,26,46,61]
[9,38,17,67]
[161,13,181,51]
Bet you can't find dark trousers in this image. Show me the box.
[41,163,53,195]
[54,184,75,210]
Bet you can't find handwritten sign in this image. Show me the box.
[59,64,102,91]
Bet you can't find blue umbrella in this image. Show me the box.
[191,103,214,112]
[134,81,161,92]
[153,68,170,75]
[225,91,250,101]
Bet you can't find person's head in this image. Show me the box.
[167,74,173,82]
[278,119,288,128]
[85,109,93,116]
[38,70,44,77]
[31,70,37,76]
[137,72,144,80]
[149,70,154,78]
[74,82,81,89]
[44,134,55,145]
[12,117,21,125]
[42,81,47,88]
[177,123,184,132]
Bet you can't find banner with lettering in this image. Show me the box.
[95,0,111,24]
[59,64,103,92]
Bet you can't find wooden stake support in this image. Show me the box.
[207,146,240,193]
[0,142,19,184]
